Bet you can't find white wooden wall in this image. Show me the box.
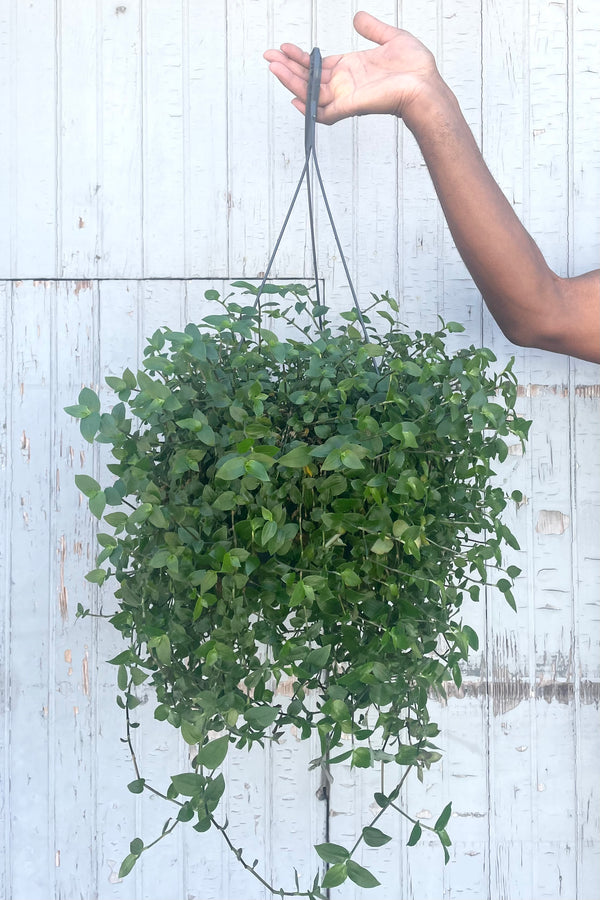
[1,2,598,898]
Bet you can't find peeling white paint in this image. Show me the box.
[0,2,598,899]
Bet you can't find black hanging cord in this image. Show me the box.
[254,47,369,345]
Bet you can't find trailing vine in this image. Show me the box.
[68,284,529,896]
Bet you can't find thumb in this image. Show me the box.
[353,10,399,45]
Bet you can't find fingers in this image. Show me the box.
[263,43,311,72]
[266,60,310,103]
[353,10,400,45]
[265,45,340,113]
[279,42,312,68]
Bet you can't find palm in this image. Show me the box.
[322,39,432,123]
[265,13,437,125]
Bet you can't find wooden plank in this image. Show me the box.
[310,5,357,318]
[94,279,144,899]
[571,2,600,894]
[0,6,14,274]
[136,281,188,900]
[267,1,313,282]
[6,281,54,898]
[98,0,144,278]
[397,0,444,334]
[438,0,485,346]
[185,1,229,278]
[56,2,100,278]
[354,1,400,309]
[142,2,185,277]
[481,2,591,897]
[481,3,537,897]
[516,3,578,896]
[7,1,57,277]
[226,0,271,279]
[0,281,12,899]
[50,280,100,899]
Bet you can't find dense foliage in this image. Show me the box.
[68,284,529,896]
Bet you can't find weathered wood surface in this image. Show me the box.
[0,2,598,898]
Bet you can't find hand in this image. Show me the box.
[264,11,443,129]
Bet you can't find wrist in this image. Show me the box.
[400,77,461,139]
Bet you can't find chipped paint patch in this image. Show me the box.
[21,430,30,461]
[82,648,90,696]
[443,678,600,714]
[517,383,569,398]
[536,509,570,534]
[59,536,69,621]
[575,384,600,398]
[74,280,92,296]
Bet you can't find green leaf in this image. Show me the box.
[243,707,278,729]
[75,474,101,497]
[149,634,171,665]
[118,853,138,878]
[181,719,205,746]
[130,838,144,856]
[407,822,422,846]
[105,375,127,392]
[80,412,101,443]
[394,744,420,765]
[321,863,348,889]
[277,444,311,468]
[177,801,195,822]
[371,537,393,555]
[212,491,237,511]
[351,747,373,768]
[374,792,390,808]
[362,826,392,848]
[216,457,246,481]
[64,403,89,418]
[79,387,100,413]
[315,843,350,864]
[127,778,145,794]
[347,860,381,889]
[127,503,153,526]
[438,827,452,847]
[463,625,479,652]
[197,736,229,769]
[245,458,270,482]
[434,802,452,833]
[340,449,364,470]
[104,511,127,528]
[85,568,106,585]
[117,664,128,692]
[306,645,331,669]
[339,568,361,587]
[171,773,205,796]
[204,773,226,809]
[89,490,106,519]
[261,520,278,545]
[321,448,342,471]
[201,570,219,593]
[150,549,171,568]
[198,423,216,446]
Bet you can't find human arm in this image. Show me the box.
[264,12,600,363]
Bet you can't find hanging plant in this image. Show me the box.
[67,284,529,897]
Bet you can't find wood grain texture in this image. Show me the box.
[0,0,598,897]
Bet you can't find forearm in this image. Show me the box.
[404,82,599,361]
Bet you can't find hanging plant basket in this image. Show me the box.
[68,284,529,896]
